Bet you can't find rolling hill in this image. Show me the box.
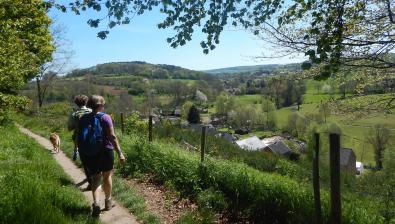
[67,61,209,80]
[204,63,302,74]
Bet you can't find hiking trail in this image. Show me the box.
[18,125,139,224]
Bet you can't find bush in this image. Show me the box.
[125,112,148,135]
[187,105,200,124]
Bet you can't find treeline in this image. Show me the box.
[67,61,209,80]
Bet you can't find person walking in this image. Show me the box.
[67,95,92,188]
[78,95,126,217]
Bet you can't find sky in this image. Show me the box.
[49,7,305,71]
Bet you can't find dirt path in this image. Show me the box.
[126,177,197,224]
[18,125,139,224]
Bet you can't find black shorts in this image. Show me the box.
[80,149,114,177]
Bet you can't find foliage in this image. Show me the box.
[181,101,194,120]
[215,92,236,118]
[125,112,148,135]
[0,0,54,121]
[187,105,200,124]
[56,0,395,73]
[285,112,310,140]
[355,149,395,222]
[0,124,95,224]
[366,124,391,169]
[67,61,207,80]
[228,104,262,130]
[261,97,277,129]
[263,78,306,108]
[196,188,227,213]
[121,133,384,223]
[153,122,309,179]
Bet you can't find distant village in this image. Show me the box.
[149,95,364,175]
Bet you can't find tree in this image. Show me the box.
[319,101,330,124]
[367,124,391,169]
[53,1,394,71]
[187,105,200,124]
[118,91,134,113]
[181,101,194,120]
[36,20,74,108]
[215,92,235,120]
[261,97,276,129]
[229,104,261,130]
[264,78,286,108]
[0,0,54,122]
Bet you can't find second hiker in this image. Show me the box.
[78,95,126,217]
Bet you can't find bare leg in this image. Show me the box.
[102,170,113,200]
[92,173,102,205]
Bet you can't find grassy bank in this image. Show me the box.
[120,133,384,223]
[0,124,97,224]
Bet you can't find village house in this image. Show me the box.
[236,136,265,151]
[236,135,294,158]
[262,141,292,157]
[340,148,357,173]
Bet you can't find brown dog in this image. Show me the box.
[49,132,61,153]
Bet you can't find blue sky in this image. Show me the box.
[49,7,304,71]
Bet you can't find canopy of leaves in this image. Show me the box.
[53,0,394,78]
[0,0,54,119]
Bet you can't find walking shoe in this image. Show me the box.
[104,198,115,211]
[91,203,101,218]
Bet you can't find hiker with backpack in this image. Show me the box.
[78,95,126,217]
[67,95,92,188]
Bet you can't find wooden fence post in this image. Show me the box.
[201,126,206,163]
[329,133,341,224]
[313,133,322,224]
[120,112,125,135]
[148,115,153,142]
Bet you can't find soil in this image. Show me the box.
[126,176,197,224]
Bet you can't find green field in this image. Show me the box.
[234,94,262,105]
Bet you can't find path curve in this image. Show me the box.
[18,125,140,224]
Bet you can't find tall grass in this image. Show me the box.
[120,134,385,224]
[0,124,97,224]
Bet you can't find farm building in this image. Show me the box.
[174,106,182,117]
[188,123,218,136]
[236,136,265,151]
[340,148,357,173]
[356,161,364,174]
[261,136,284,146]
[217,132,237,142]
[262,141,292,157]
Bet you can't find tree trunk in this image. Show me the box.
[36,77,43,108]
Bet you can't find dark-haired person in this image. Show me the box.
[67,95,92,186]
[78,95,125,217]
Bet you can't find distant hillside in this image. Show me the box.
[204,63,302,74]
[67,61,209,80]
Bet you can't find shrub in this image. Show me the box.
[187,105,200,124]
[125,112,148,135]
